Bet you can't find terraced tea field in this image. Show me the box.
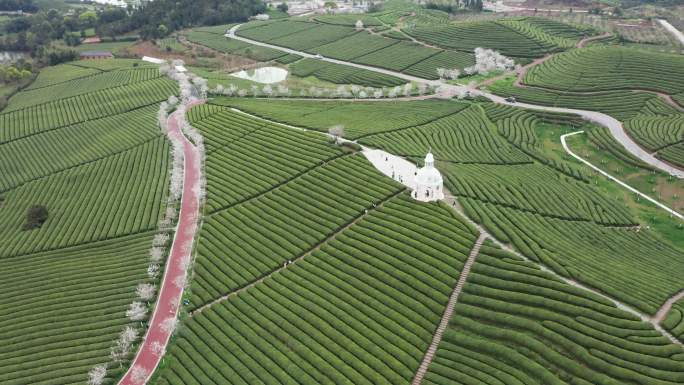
[3,6,684,385]
[425,243,684,385]
[490,46,684,167]
[0,60,176,385]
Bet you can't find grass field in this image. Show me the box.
[0,59,176,385]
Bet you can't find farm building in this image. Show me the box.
[79,51,114,60]
[81,36,102,44]
[413,151,444,202]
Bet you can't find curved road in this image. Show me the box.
[227,25,684,179]
[118,100,204,385]
[561,131,683,221]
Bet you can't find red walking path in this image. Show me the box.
[118,100,204,385]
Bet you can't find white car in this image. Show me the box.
[314,54,323,59]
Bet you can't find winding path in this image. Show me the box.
[227,24,684,178]
[654,289,684,324]
[658,19,684,47]
[560,131,683,220]
[117,100,204,385]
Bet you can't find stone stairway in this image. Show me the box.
[411,232,487,385]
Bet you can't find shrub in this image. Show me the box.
[23,205,48,230]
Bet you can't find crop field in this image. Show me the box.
[5,5,684,385]
[274,53,301,64]
[313,14,383,27]
[0,233,156,385]
[488,80,659,121]
[236,20,320,43]
[353,41,439,72]
[425,244,684,385]
[0,77,176,143]
[24,63,102,90]
[482,103,590,180]
[191,155,404,309]
[402,50,475,80]
[625,115,684,151]
[0,137,169,257]
[188,106,343,212]
[156,194,479,385]
[231,97,683,316]
[447,163,633,225]
[0,104,160,192]
[185,31,286,61]
[523,47,684,95]
[191,23,236,35]
[6,66,162,111]
[268,24,356,51]
[359,105,532,164]
[0,58,175,385]
[461,199,683,314]
[663,299,684,344]
[68,58,154,71]
[405,20,561,58]
[233,21,478,78]
[311,31,400,60]
[658,143,684,167]
[212,98,471,139]
[291,58,406,87]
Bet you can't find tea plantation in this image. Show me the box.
[0,60,175,384]
[3,3,684,385]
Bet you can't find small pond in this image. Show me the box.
[230,67,288,84]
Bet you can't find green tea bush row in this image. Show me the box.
[191,155,403,308]
[157,194,479,385]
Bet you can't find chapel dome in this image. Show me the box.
[415,152,442,186]
[415,166,443,186]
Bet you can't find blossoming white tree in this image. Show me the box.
[110,326,138,366]
[161,316,178,334]
[131,365,149,385]
[463,47,515,75]
[126,301,147,321]
[174,273,187,289]
[150,340,166,356]
[147,264,160,279]
[328,125,345,144]
[87,365,107,385]
[403,83,413,96]
[136,283,156,302]
[153,233,169,247]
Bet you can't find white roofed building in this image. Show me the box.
[412,151,444,202]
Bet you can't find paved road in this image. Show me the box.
[654,289,684,324]
[658,19,684,47]
[227,24,684,179]
[561,131,683,221]
[117,100,204,385]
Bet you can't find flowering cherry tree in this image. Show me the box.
[87,365,107,385]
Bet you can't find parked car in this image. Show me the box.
[505,96,517,103]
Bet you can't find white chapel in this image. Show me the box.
[413,151,444,202]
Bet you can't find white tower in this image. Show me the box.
[413,151,444,202]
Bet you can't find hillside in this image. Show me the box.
[1,2,683,385]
